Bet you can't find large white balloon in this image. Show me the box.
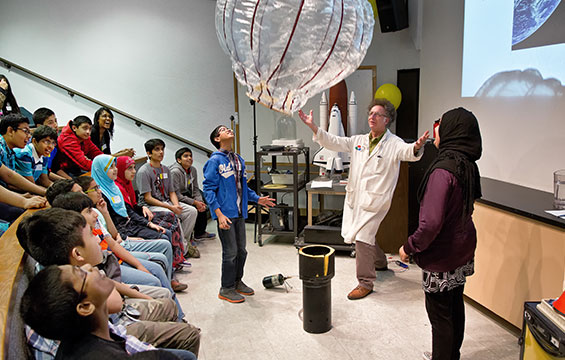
[216,0,374,114]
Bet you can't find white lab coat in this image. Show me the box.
[313,128,423,246]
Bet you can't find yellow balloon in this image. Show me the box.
[374,83,402,109]
[368,0,378,19]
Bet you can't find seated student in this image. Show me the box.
[0,114,46,195]
[170,147,215,241]
[45,178,83,204]
[0,74,20,115]
[74,174,188,291]
[91,107,135,157]
[137,139,198,257]
[21,264,196,360]
[18,208,200,359]
[49,190,183,298]
[14,125,57,188]
[32,107,70,180]
[115,156,189,270]
[91,155,171,242]
[57,115,103,177]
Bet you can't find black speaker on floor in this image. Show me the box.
[375,0,408,33]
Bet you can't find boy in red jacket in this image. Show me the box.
[57,115,103,177]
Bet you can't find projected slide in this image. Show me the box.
[462,0,565,97]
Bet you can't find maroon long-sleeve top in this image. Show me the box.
[403,168,477,272]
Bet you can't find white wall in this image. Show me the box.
[419,0,565,192]
[0,0,234,177]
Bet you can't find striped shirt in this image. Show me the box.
[14,143,48,181]
[0,135,16,170]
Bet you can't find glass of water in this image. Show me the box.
[554,170,565,209]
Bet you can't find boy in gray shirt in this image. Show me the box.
[170,147,215,241]
[137,139,197,251]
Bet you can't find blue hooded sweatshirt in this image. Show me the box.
[203,151,260,220]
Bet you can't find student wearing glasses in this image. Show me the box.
[203,125,275,303]
[0,113,47,195]
[18,208,200,359]
[21,264,195,359]
[299,98,429,300]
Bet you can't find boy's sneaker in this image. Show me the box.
[422,351,432,360]
[235,281,254,296]
[218,288,245,303]
[195,232,216,241]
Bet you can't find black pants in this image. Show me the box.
[194,209,208,237]
[425,285,465,360]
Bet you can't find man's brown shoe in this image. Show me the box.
[347,285,372,300]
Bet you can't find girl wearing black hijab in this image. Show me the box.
[400,107,482,360]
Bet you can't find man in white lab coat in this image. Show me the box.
[299,98,429,300]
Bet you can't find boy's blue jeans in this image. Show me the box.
[217,217,247,289]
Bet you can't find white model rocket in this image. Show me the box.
[313,102,351,176]
[347,91,358,136]
[319,92,328,132]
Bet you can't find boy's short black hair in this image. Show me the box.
[144,138,166,153]
[32,108,55,126]
[175,147,192,161]
[71,115,92,129]
[20,265,92,341]
[75,176,94,192]
[52,192,94,213]
[32,125,58,142]
[0,113,29,135]
[16,208,86,266]
[209,125,225,149]
[46,179,77,205]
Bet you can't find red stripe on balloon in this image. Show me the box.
[266,0,305,85]
[299,0,344,90]
[297,0,337,90]
[282,90,290,111]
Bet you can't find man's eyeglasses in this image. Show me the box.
[368,111,388,119]
[77,266,88,300]
[16,127,31,136]
[85,185,100,194]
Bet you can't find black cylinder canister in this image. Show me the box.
[262,274,285,288]
[298,245,335,334]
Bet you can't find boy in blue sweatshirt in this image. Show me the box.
[203,125,274,303]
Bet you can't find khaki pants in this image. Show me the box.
[355,241,387,290]
[127,321,201,356]
[125,297,178,322]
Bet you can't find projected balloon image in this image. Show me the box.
[216,0,374,114]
